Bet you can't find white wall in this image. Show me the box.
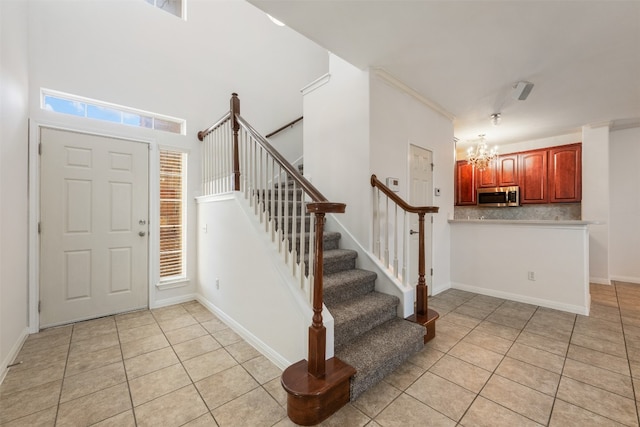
[369,74,454,294]
[609,126,640,284]
[450,221,590,315]
[0,0,30,381]
[303,55,454,307]
[26,0,328,310]
[303,55,371,243]
[582,125,610,284]
[196,195,318,367]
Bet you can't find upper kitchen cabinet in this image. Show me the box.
[519,149,548,204]
[477,161,497,188]
[477,154,518,188]
[456,160,476,205]
[548,143,582,203]
[497,154,518,187]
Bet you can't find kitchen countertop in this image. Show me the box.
[448,219,601,226]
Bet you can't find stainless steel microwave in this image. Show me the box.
[477,186,520,207]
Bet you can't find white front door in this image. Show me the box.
[39,128,149,327]
[409,144,434,292]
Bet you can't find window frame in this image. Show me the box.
[41,88,186,135]
[158,148,188,284]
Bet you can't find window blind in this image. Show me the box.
[159,150,185,279]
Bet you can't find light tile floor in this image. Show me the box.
[1,282,640,426]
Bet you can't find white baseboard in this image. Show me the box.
[589,277,611,285]
[431,281,451,296]
[0,328,29,385]
[451,282,590,316]
[610,275,640,285]
[196,295,291,370]
[151,293,196,309]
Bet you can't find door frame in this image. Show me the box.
[406,141,435,294]
[28,120,156,332]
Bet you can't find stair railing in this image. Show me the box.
[370,174,438,318]
[198,93,347,380]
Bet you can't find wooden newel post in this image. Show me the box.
[308,212,327,378]
[416,212,428,316]
[230,93,241,191]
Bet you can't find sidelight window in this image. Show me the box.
[159,149,187,281]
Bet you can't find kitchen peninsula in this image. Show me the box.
[449,219,594,315]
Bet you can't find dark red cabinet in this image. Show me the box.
[455,160,476,205]
[548,143,582,203]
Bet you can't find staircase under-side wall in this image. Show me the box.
[270,185,426,401]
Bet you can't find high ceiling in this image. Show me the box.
[249,0,640,148]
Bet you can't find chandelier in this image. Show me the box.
[467,134,498,171]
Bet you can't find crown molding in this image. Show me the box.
[372,68,456,122]
[301,73,331,96]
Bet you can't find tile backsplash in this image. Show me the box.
[454,203,581,221]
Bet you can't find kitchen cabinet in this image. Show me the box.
[519,149,548,204]
[455,160,476,205]
[548,143,582,203]
[477,154,518,188]
[477,162,497,188]
[455,143,581,206]
[497,154,518,187]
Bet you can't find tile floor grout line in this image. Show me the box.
[457,302,552,427]
[114,312,139,427]
[614,281,640,427]
[545,302,578,427]
[52,323,75,426]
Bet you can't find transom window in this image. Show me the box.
[41,89,186,135]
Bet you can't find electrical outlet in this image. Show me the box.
[528,271,536,281]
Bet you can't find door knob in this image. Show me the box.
[139,231,146,237]
[410,230,418,235]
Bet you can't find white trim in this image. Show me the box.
[0,328,29,385]
[301,73,331,96]
[196,295,291,370]
[372,68,456,121]
[41,88,186,135]
[589,277,611,285]
[610,275,640,285]
[325,215,415,318]
[431,281,451,296]
[451,281,590,316]
[29,120,155,331]
[151,293,196,309]
[156,278,190,290]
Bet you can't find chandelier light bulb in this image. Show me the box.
[491,113,501,126]
[467,134,498,171]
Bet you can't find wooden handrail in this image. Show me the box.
[265,116,303,138]
[236,115,342,211]
[370,174,438,214]
[370,174,438,318]
[197,111,231,141]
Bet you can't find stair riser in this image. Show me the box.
[324,278,375,306]
[320,256,356,276]
[289,234,340,254]
[334,305,397,351]
[350,340,423,400]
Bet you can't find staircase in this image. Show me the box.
[276,185,426,400]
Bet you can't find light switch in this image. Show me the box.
[386,177,400,192]
[434,188,441,196]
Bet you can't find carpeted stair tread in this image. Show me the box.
[323,269,377,306]
[335,317,425,399]
[331,292,399,351]
[315,249,358,275]
[288,231,341,253]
